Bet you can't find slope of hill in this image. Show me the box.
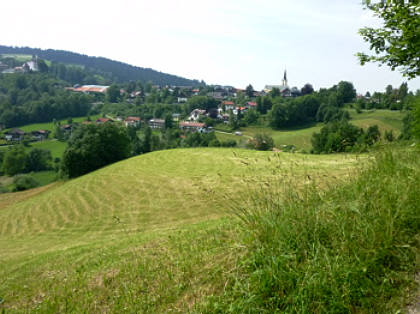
[0,148,360,312]
[0,45,203,86]
[216,109,406,150]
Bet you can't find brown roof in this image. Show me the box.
[5,128,25,135]
[222,101,234,105]
[180,121,205,128]
[96,118,112,123]
[125,116,141,122]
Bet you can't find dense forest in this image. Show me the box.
[0,73,94,127]
[0,45,204,86]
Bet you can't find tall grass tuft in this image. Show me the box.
[200,147,419,313]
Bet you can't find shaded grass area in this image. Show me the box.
[0,148,360,312]
[235,110,405,150]
[200,147,419,313]
[28,140,67,159]
[0,140,67,160]
[31,171,57,186]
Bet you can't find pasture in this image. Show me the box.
[217,109,406,150]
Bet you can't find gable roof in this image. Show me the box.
[179,121,205,128]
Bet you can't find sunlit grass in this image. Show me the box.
[0,148,361,312]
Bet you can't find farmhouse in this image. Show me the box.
[67,85,110,94]
[188,109,206,121]
[179,121,207,133]
[148,119,165,129]
[222,101,235,111]
[96,118,113,124]
[61,124,73,134]
[124,116,141,127]
[245,101,257,109]
[4,128,25,141]
[31,130,50,141]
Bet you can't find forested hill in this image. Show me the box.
[0,45,204,86]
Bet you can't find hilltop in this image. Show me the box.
[0,45,204,86]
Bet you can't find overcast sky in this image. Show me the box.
[1,0,419,94]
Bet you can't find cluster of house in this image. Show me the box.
[0,55,39,74]
[4,129,50,142]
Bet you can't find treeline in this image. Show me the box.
[0,45,204,86]
[0,73,94,127]
[257,81,356,129]
[357,83,416,110]
[62,123,236,178]
[0,146,55,176]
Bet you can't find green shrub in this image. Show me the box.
[248,133,274,151]
[12,174,40,192]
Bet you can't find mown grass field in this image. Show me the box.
[216,109,406,150]
[0,148,361,312]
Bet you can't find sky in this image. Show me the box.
[1,0,419,94]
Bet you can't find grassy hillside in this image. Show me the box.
[216,109,406,150]
[0,148,360,312]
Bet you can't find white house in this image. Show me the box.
[188,109,206,121]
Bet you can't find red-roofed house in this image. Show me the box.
[222,101,235,111]
[124,116,141,127]
[96,118,113,124]
[179,121,207,133]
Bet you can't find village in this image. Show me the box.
[2,63,300,144]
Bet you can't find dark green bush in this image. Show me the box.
[12,174,40,192]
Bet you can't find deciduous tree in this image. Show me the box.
[358,0,420,78]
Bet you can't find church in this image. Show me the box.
[264,70,291,97]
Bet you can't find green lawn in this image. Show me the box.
[349,109,405,134]
[31,170,58,186]
[28,140,67,159]
[0,148,361,312]
[3,114,100,134]
[225,110,406,151]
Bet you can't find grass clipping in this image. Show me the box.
[200,148,420,313]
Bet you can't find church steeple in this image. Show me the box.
[282,69,288,87]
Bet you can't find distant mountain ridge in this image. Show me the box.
[0,45,204,86]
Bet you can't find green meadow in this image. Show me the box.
[2,115,100,134]
[216,109,405,150]
[0,148,361,312]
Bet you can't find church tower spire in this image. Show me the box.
[282,69,288,87]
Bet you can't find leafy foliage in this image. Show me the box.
[311,121,381,153]
[0,73,93,127]
[12,174,40,192]
[247,133,274,151]
[358,0,420,78]
[61,123,132,178]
